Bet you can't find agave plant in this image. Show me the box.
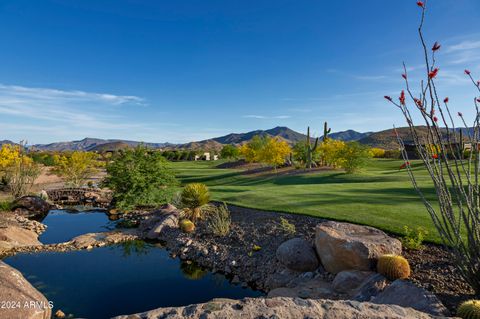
[180,183,211,221]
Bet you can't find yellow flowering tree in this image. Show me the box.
[53,151,100,187]
[318,139,346,167]
[0,144,40,198]
[258,137,291,171]
[369,147,386,158]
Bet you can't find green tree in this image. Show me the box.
[220,144,239,160]
[337,141,371,174]
[103,146,178,210]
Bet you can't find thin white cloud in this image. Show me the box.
[0,84,144,105]
[446,40,480,53]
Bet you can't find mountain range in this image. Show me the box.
[9,126,461,152]
[23,127,373,152]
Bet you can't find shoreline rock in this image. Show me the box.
[112,297,447,319]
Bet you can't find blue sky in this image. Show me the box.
[1,0,479,144]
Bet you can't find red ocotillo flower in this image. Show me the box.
[399,90,406,105]
[400,162,411,170]
[384,96,392,102]
[433,116,438,122]
[444,97,449,103]
[477,98,480,103]
[465,69,471,75]
[432,42,441,51]
[414,98,422,107]
[432,154,439,159]
[458,112,463,117]
[402,73,407,80]
[417,1,424,8]
[429,68,439,79]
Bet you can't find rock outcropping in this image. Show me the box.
[0,261,52,319]
[113,297,446,319]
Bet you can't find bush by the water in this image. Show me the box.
[181,183,210,221]
[457,300,480,319]
[53,151,100,187]
[206,203,231,236]
[103,146,178,210]
[377,254,411,280]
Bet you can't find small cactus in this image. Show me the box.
[377,254,411,280]
[458,300,480,319]
[180,219,195,233]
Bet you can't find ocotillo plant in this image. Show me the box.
[384,0,480,294]
[323,122,331,142]
[306,126,319,169]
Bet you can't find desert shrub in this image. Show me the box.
[293,140,320,167]
[337,142,371,174]
[279,217,296,235]
[240,135,291,170]
[370,147,386,158]
[377,254,411,280]
[383,150,401,159]
[53,151,100,187]
[30,152,56,166]
[457,300,480,319]
[207,203,231,236]
[181,183,211,221]
[179,219,195,233]
[103,146,178,210]
[0,144,40,198]
[401,226,428,250]
[0,200,13,212]
[220,145,239,160]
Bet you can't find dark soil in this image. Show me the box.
[404,245,476,313]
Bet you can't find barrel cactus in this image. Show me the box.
[458,300,480,319]
[180,219,195,233]
[377,254,411,280]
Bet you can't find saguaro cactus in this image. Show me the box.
[306,127,319,169]
[323,121,331,142]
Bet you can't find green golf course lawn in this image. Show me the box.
[170,158,444,243]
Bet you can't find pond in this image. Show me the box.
[38,209,117,244]
[3,210,262,318]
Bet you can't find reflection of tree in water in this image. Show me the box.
[117,240,150,257]
[180,261,208,280]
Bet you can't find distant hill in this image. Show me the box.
[89,141,132,152]
[210,126,310,145]
[31,138,169,151]
[325,130,372,142]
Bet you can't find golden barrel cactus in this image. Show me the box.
[377,254,411,280]
[180,219,195,233]
[458,300,480,319]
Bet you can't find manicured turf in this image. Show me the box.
[170,159,443,243]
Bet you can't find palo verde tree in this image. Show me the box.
[53,151,100,187]
[384,0,480,294]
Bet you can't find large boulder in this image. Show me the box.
[12,196,52,218]
[315,221,402,274]
[276,238,319,272]
[372,279,449,317]
[0,226,41,252]
[113,297,443,319]
[0,261,52,319]
[146,214,179,239]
